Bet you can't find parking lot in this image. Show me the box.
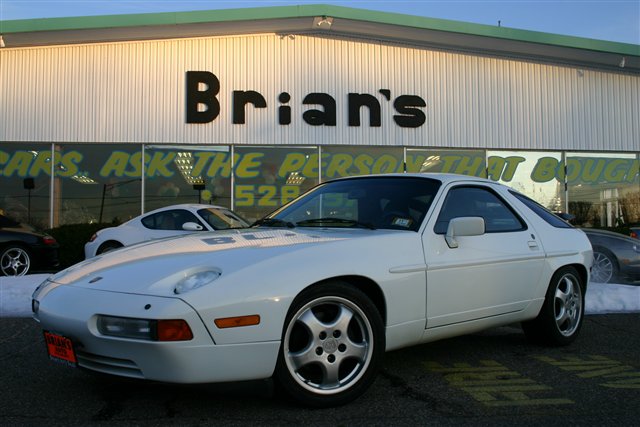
[1,313,638,426]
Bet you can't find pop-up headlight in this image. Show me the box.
[174,269,221,294]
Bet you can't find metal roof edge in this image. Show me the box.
[1,4,638,57]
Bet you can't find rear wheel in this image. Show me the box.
[591,248,617,283]
[275,282,384,407]
[97,241,123,255]
[522,266,584,346]
[0,246,31,276]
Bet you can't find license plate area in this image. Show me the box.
[43,331,77,367]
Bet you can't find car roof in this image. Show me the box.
[144,203,229,215]
[333,172,503,186]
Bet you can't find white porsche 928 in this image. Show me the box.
[32,174,592,407]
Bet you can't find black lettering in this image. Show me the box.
[202,237,236,245]
[278,92,291,125]
[233,91,267,124]
[185,71,221,124]
[244,234,275,241]
[393,95,426,128]
[348,93,381,127]
[302,93,336,126]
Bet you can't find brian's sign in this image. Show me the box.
[185,71,427,128]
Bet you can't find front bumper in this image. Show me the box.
[33,285,279,383]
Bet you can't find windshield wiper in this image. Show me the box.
[295,218,376,230]
[251,218,296,228]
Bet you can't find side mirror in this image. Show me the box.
[445,217,485,249]
[182,222,204,231]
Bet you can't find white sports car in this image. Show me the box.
[84,204,249,258]
[33,174,592,407]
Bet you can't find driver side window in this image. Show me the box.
[434,186,526,234]
[142,209,201,231]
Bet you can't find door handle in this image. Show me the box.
[528,241,539,249]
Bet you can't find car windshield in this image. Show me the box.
[266,176,441,231]
[197,208,250,230]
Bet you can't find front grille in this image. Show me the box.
[76,350,144,379]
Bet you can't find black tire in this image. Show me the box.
[274,281,385,407]
[522,266,585,346]
[591,247,618,284]
[0,245,31,276]
[97,241,123,255]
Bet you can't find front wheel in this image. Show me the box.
[522,266,585,346]
[274,282,385,407]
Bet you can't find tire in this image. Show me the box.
[274,282,385,407]
[0,245,31,276]
[522,266,585,346]
[97,241,123,255]
[591,248,617,284]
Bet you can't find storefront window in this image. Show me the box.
[0,143,52,228]
[321,146,404,180]
[566,152,639,227]
[54,144,142,226]
[406,149,486,177]
[144,145,232,214]
[487,151,565,212]
[233,146,319,221]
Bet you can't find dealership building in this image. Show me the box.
[1,5,639,228]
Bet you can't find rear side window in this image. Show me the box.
[509,191,573,229]
[435,186,526,234]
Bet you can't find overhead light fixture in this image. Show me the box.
[286,172,306,185]
[315,16,333,29]
[0,36,5,48]
[175,152,205,186]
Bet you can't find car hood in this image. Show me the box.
[48,227,404,294]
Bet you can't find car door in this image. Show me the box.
[422,184,545,328]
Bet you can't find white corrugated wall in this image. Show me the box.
[1,33,638,151]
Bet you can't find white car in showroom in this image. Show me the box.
[33,174,592,407]
[84,204,249,258]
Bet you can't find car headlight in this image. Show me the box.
[97,315,193,341]
[174,269,221,294]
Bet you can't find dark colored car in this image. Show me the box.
[0,214,60,276]
[583,228,640,284]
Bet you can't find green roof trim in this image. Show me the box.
[1,4,638,57]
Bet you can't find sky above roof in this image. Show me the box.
[1,1,639,45]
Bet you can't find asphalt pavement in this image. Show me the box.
[1,314,638,426]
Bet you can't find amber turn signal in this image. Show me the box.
[214,315,260,329]
[157,319,194,341]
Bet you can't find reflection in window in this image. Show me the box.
[144,146,232,214]
[487,151,565,213]
[321,146,404,179]
[566,152,639,227]
[406,149,486,177]
[55,144,142,227]
[0,143,52,228]
[234,147,319,222]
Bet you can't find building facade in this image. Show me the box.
[1,5,639,227]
